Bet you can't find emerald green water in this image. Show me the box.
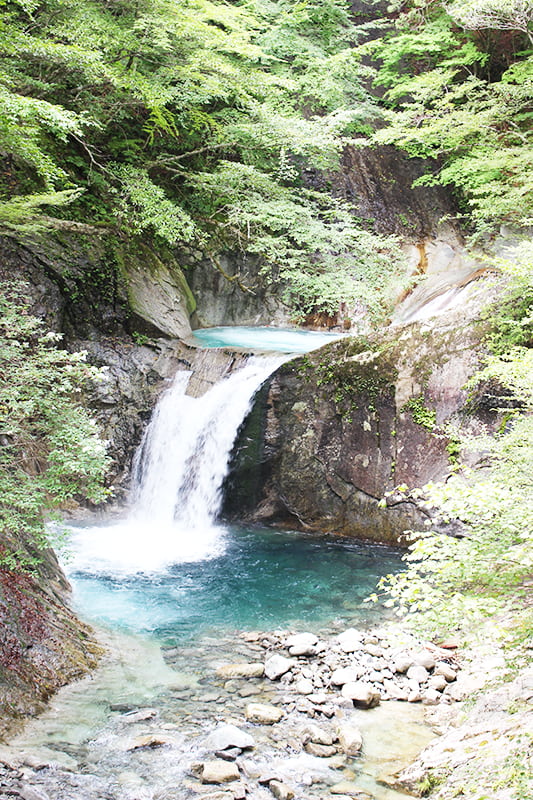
[69,524,401,643]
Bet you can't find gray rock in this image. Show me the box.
[121,708,158,724]
[413,650,436,670]
[383,679,409,701]
[295,678,314,695]
[393,654,413,674]
[19,789,51,800]
[309,692,328,704]
[435,661,458,682]
[422,688,441,705]
[127,733,172,750]
[204,724,255,752]
[265,654,295,680]
[428,675,447,692]
[301,722,336,746]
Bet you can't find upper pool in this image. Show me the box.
[190,325,344,353]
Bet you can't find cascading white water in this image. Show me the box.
[66,355,285,575]
[130,356,284,529]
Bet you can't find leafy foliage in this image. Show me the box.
[362,0,533,235]
[0,283,109,568]
[0,0,405,316]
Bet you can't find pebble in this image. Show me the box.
[330,667,362,686]
[301,722,336,746]
[295,678,314,695]
[406,665,429,685]
[127,734,171,751]
[435,661,457,682]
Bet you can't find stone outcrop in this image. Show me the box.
[229,278,499,542]
[185,249,291,328]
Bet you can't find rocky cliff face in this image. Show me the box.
[229,279,498,543]
[0,546,103,741]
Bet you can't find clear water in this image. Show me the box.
[67,524,402,643]
[190,326,344,352]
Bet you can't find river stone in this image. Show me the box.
[435,661,457,682]
[428,674,447,692]
[301,722,336,746]
[245,703,283,724]
[406,665,429,685]
[127,734,173,751]
[330,667,362,686]
[269,780,295,800]
[393,654,413,674]
[121,708,158,724]
[295,678,314,695]
[200,793,234,800]
[265,655,295,680]
[285,633,318,656]
[201,761,240,784]
[216,663,264,679]
[304,742,338,757]
[309,692,328,704]
[204,724,255,752]
[337,629,363,653]
[413,650,436,670]
[383,679,409,701]
[18,789,50,800]
[422,688,441,705]
[336,724,363,755]
[341,682,381,709]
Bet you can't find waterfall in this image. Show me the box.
[130,356,284,529]
[66,354,284,575]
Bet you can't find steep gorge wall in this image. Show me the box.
[227,279,499,543]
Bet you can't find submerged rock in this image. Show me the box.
[216,663,265,679]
